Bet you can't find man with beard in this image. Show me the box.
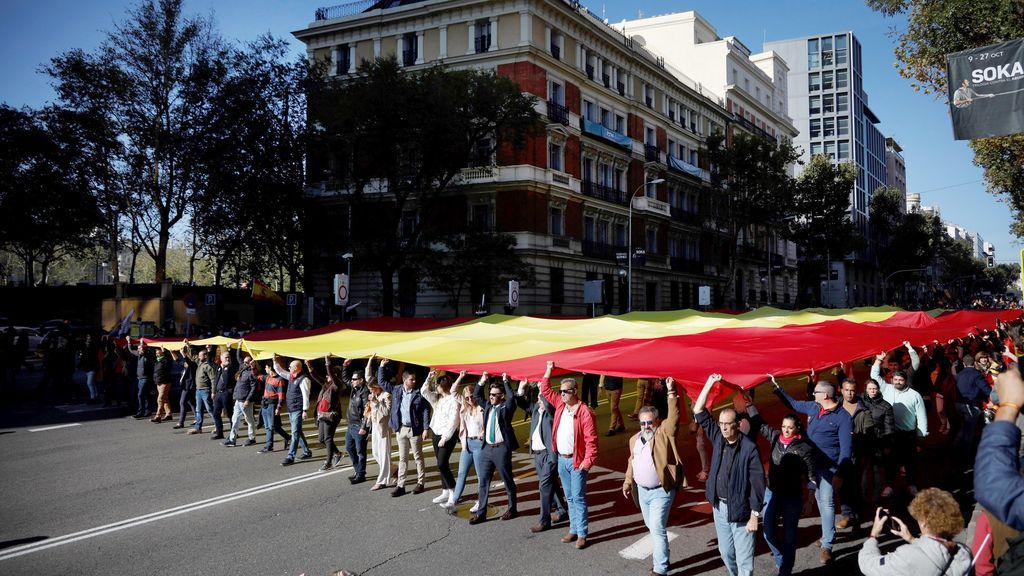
[871,343,928,496]
[622,377,684,576]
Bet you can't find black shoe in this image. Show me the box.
[223,439,236,447]
[319,461,333,472]
[172,424,184,429]
[258,447,273,453]
[299,452,313,460]
[391,486,407,497]
[605,429,615,437]
[501,509,518,521]
[350,476,366,485]
[243,439,256,446]
[332,453,344,467]
[412,483,425,495]
[281,457,294,466]
[469,514,485,525]
[210,434,224,440]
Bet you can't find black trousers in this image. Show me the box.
[213,392,234,435]
[432,432,458,490]
[580,380,599,409]
[889,430,918,487]
[477,442,517,511]
[533,450,567,525]
[177,388,196,426]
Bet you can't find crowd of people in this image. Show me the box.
[24,318,1024,575]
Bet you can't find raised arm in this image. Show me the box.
[538,361,559,407]
[904,341,920,371]
[501,374,516,413]
[273,354,290,380]
[473,371,489,405]
[420,369,439,406]
[870,352,884,385]
[771,373,818,417]
[305,359,325,387]
[662,377,680,437]
[514,379,532,411]
[693,373,722,415]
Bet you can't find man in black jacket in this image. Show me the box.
[342,358,371,484]
[693,373,765,576]
[225,345,259,447]
[516,378,567,533]
[211,349,238,440]
[861,379,896,498]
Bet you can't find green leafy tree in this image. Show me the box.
[706,131,800,308]
[421,231,533,317]
[788,155,862,306]
[309,57,540,315]
[867,0,1024,237]
[0,106,100,285]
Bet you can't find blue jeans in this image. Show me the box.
[711,500,754,576]
[638,485,676,574]
[287,411,310,459]
[814,470,836,551]
[194,389,214,430]
[557,455,589,538]
[136,377,150,415]
[451,438,483,502]
[345,423,368,478]
[261,404,289,449]
[763,488,803,575]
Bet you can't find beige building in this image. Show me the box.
[295,0,764,317]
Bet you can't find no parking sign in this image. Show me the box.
[508,280,519,309]
[334,273,350,306]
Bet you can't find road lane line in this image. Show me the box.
[618,531,678,560]
[0,466,352,561]
[27,423,81,433]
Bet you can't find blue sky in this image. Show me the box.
[1,0,1017,262]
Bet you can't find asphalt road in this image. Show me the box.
[0,373,979,576]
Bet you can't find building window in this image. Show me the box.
[809,119,821,138]
[549,80,564,104]
[810,142,823,156]
[838,140,850,160]
[474,19,491,53]
[335,45,351,75]
[836,92,849,113]
[549,206,564,236]
[583,215,595,241]
[583,99,595,121]
[823,94,835,113]
[809,95,821,115]
[600,107,611,129]
[615,114,626,133]
[614,223,626,246]
[548,140,563,171]
[597,219,609,244]
[402,33,417,66]
[550,268,564,305]
[835,35,848,65]
[836,69,848,89]
[646,228,657,253]
[582,157,594,181]
[471,203,493,231]
[825,141,836,161]
[809,72,821,91]
[469,137,492,166]
[823,117,835,137]
[837,117,849,136]
[822,36,833,66]
[400,209,417,239]
[550,30,562,60]
[822,70,834,90]
[807,38,820,68]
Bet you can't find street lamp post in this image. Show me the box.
[627,178,665,312]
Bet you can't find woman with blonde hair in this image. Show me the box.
[858,488,972,575]
[366,361,393,491]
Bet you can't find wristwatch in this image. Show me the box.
[751,511,760,518]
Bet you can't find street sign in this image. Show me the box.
[185,307,197,316]
[204,294,216,306]
[508,280,519,308]
[698,285,711,306]
[583,280,603,304]
[334,273,350,306]
[286,293,298,307]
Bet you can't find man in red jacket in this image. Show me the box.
[539,361,599,550]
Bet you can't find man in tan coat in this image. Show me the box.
[622,376,685,576]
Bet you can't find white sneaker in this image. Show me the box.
[432,490,450,504]
[441,500,457,514]
[470,501,480,513]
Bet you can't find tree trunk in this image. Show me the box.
[22,254,34,287]
[154,226,169,283]
[39,258,50,286]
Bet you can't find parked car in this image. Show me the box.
[11,326,42,357]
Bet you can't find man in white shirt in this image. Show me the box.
[871,342,928,495]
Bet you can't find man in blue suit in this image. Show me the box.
[470,372,519,524]
[517,378,568,533]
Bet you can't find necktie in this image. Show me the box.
[487,408,498,444]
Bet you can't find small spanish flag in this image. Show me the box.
[252,279,284,305]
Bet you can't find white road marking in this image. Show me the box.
[618,531,678,560]
[27,423,81,433]
[0,465,353,561]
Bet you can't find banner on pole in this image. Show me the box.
[946,38,1024,140]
